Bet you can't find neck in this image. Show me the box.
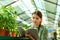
[38,24,41,32]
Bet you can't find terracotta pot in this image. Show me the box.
[12,32,16,37]
[5,30,10,36]
[0,29,6,36]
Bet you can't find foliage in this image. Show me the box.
[0,6,18,33]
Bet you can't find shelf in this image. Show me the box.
[0,36,30,40]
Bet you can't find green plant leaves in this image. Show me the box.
[22,24,30,29]
[0,5,18,33]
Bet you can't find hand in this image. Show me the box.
[25,31,35,40]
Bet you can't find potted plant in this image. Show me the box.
[0,6,8,36]
[9,28,17,37]
[5,6,18,36]
[0,6,18,36]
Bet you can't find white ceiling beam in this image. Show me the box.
[54,0,60,27]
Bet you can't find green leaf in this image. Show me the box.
[0,5,18,32]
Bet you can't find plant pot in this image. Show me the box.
[11,32,16,37]
[0,29,6,36]
[5,30,10,36]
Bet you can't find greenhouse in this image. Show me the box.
[0,0,60,40]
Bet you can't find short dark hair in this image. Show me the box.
[32,10,42,19]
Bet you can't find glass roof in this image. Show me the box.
[0,0,60,27]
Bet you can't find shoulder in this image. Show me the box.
[41,25,48,31]
[41,25,48,35]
